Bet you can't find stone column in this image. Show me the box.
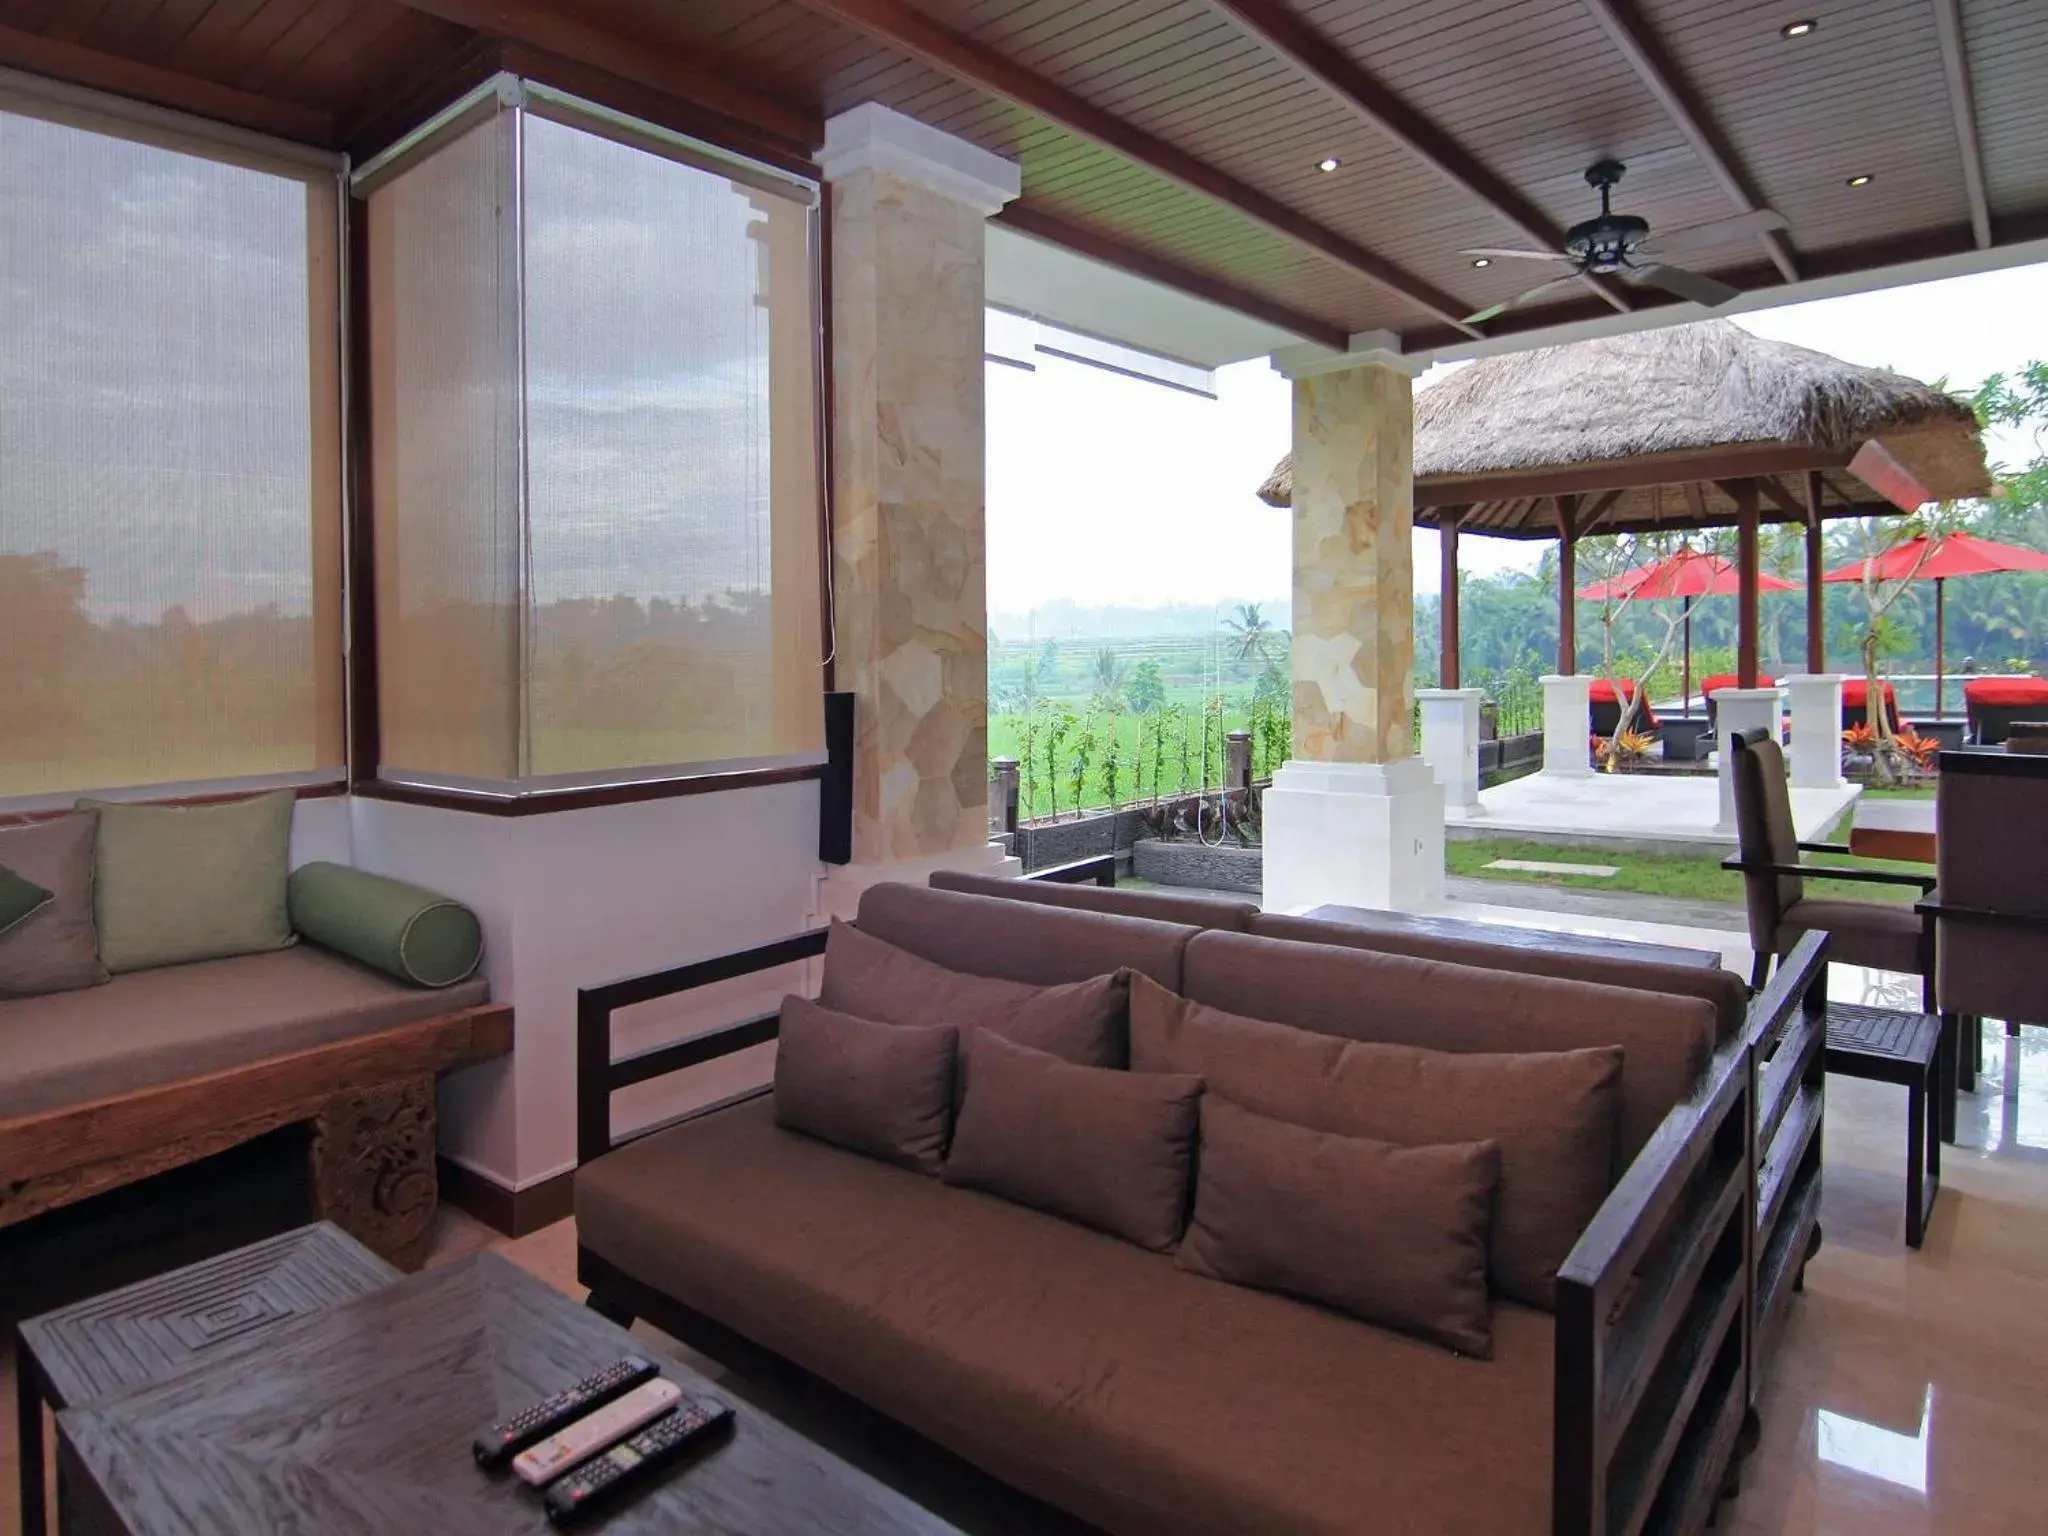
[815,105,1022,918]
[1783,674,1847,790]
[1541,674,1595,776]
[1262,338,1444,914]
[1416,688,1484,815]
[1715,686,1784,830]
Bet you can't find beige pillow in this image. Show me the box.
[817,920,1128,1068]
[84,791,297,973]
[1129,973,1619,1310]
[0,812,111,998]
[1180,1097,1500,1357]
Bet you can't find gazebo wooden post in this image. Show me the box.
[1734,480,1761,687]
[1440,510,1463,689]
[1555,493,1579,674]
[1803,469,1826,673]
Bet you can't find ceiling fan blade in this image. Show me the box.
[1627,262,1742,308]
[1462,272,1586,326]
[1638,207,1789,255]
[1459,246,1573,262]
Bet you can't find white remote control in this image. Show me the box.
[512,1378,683,1486]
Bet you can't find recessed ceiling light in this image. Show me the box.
[1317,156,1340,172]
[1472,257,1493,268]
[1780,20,1816,39]
[1846,173,1874,187]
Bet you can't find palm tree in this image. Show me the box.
[1222,603,1277,669]
[1092,647,1128,710]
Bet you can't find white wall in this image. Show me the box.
[350,780,822,1190]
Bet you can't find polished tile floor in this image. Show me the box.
[7,976,2045,1535]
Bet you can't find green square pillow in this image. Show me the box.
[0,862,52,938]
[82,791,298,973]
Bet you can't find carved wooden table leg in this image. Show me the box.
[310,1075,438,1271]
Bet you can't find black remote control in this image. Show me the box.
[541,1397,736,1524]
[472,1356,660,1468]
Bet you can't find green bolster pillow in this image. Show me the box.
[287,862,484,989]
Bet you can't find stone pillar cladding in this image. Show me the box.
[818,105,1021,908]
[1541,673,1595,776]
[1715,686,1785,830]
[1416,688,1485,814]
[1783,674,1848,790]
[1261,339,1445,914]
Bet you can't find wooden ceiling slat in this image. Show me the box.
[41,0,115,45]
[236,0,355,93]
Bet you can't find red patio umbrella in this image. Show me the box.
[1822,532,2048,718]
[1580,547,1796,718]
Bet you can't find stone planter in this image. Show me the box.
[1130,837,1263,894]
[1014,805,1150,875]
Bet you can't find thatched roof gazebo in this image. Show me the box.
[1257,320,1993,688]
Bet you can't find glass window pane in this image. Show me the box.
[0,107,342,798]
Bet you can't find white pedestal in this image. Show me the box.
[1783,674,1847,790]
[1416,688,1484,815]
[1260,756,1446,915]
[812,841,1020,925]
[1540,674,1594,777]
[1714,686,1784,830]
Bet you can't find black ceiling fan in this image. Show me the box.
[1459,159,1788,326]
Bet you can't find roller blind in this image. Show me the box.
[0,95,344,801]
[365,89,825,791]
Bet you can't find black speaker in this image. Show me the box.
[819,691,855,864]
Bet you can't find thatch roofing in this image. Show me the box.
[1256,320,1992,539]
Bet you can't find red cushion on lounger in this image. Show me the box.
[1962,678,2048,707]
[1841,678,1897,707]
[1700,673,1774,696]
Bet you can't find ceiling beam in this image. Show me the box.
[1207,0,1632,317]
[1577,0,1800,284]
[0,23,332,143]
[789,0,1482,337]
[389,0,820,149]
[994,203,1350,351]
[1931,0,1993,249]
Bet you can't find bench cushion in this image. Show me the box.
[0,946,490,1120]
[577,1097,1554,1536]
[927,870,1257,930]
[855,882,1197,990]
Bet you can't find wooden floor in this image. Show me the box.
[7,1004,2048,1535]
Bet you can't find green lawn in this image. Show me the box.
[1446,835,1928,906]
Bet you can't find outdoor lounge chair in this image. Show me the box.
[1962,677,2048,745]
[1702,672,1776,734]
[1587,677,1659,739]
[1841,678,1901,734]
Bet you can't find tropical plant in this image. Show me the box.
[1067,714,1097,816]
[1222,603,1278,668]
[1017,711,1041,820]
[1041,707,1072,821]
[1125,657,1167,714]
[1100,705,1123,810]
[1091,648,1128,711]
[1595,729,1657,771]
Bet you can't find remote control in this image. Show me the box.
[473,1357,661,1468]
[512,1378,684,1486]
[542,1398,737,1525]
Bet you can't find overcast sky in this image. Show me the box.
[986,260,2048,615]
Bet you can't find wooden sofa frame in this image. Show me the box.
[0,1004,512,1270]
[572,924,1829,1536]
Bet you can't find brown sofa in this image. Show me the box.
[575,883,1828,1536]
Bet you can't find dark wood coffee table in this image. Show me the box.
[1301,903,1724,970]
[15,1222,399,1534]
[55,1249,962,1534]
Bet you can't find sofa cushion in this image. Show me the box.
[576,1097,1555,1536]
[817,919,1126,1068]
[0,946,490,1120]
[927,870,1257,930]
[84,790,297,973]
[1179,1097,1499,1356]
[1181,929,1715,1168]
[773,995,955,1173]
[1130,975,1618,1309]
[1250,911,1748,1044]
[943,1031,1201,1250]
[287,861,483,988]
[0,812,109,999]
[0,862,52,938]
[855,881,1196,989]
[1778,897,1923,976]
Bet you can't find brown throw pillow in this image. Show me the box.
[773,995,956,1173]
[1181,1097,1500,1357]
[943,1030,1202,1250]
[0,812,110,999]
[818,920,1127,1068]
[1129,973,1619,1309]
